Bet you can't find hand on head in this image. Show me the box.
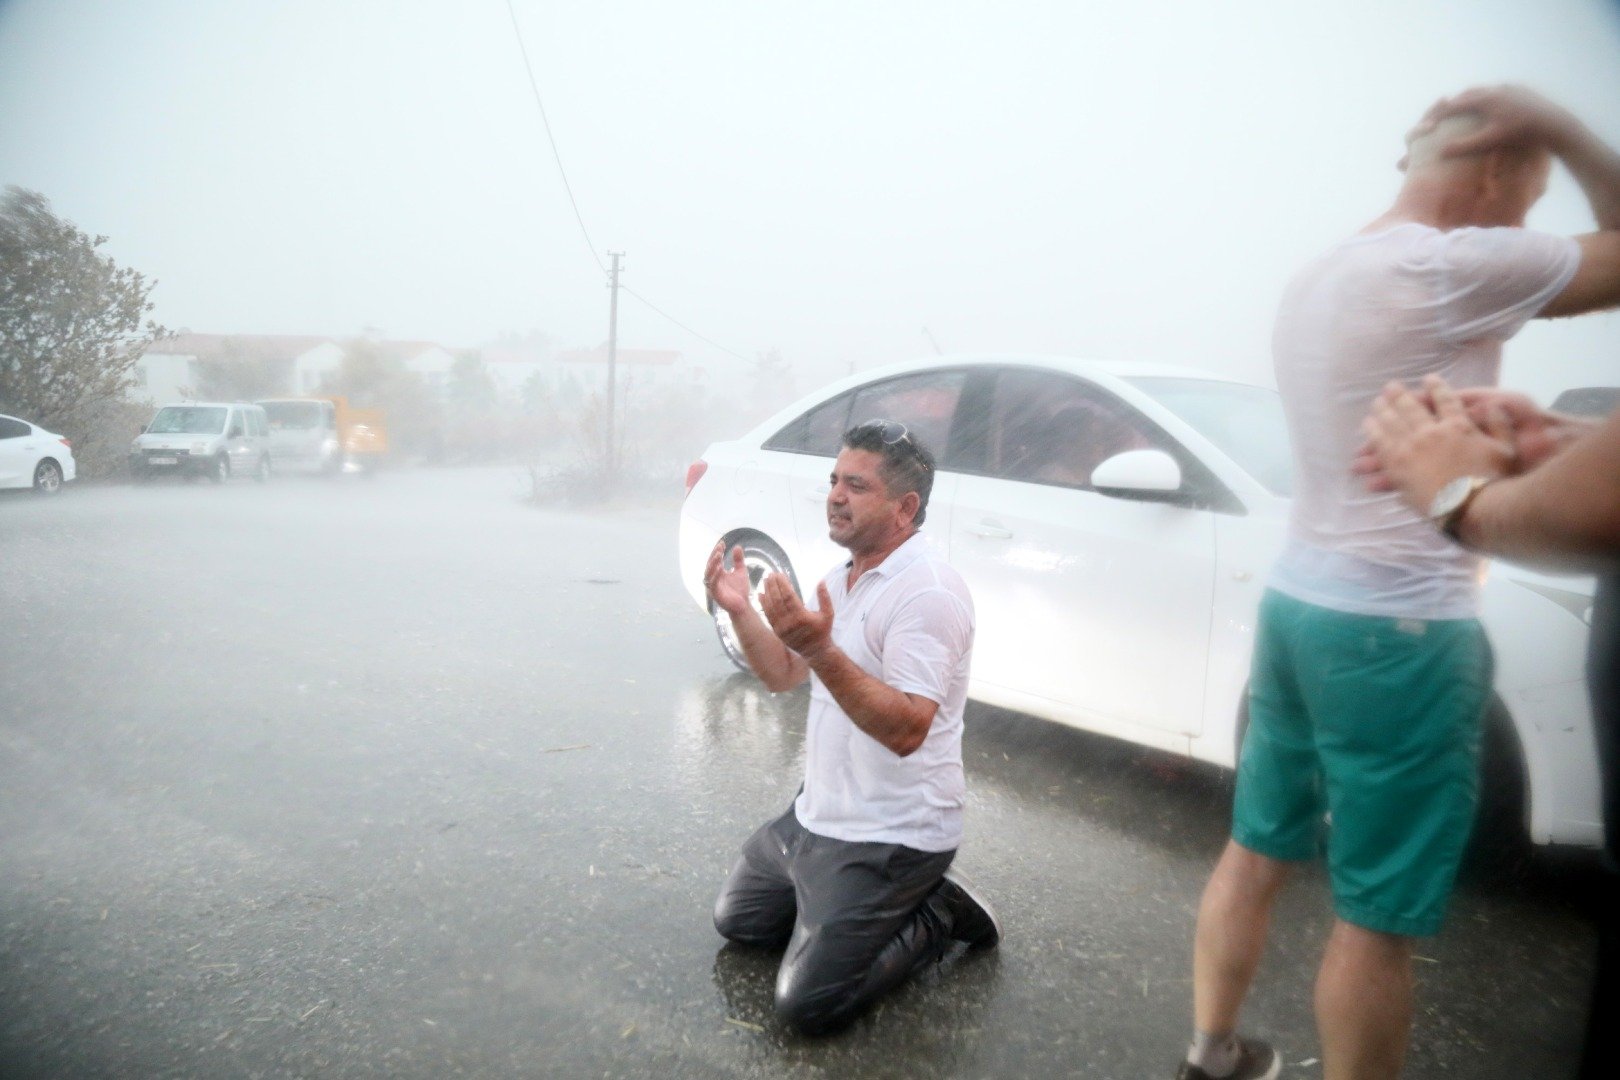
[1405,84,1576,162]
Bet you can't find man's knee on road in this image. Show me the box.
[773,974,854,1036]
[713,892,791,947]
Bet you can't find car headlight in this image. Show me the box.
[1511,578,1594,626]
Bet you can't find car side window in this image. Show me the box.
[0,417,30,439]
[846,371,966,461]
[987,369,1160,489]
[764,390,856,457]
[250,411,266,437]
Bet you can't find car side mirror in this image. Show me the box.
[229,426,243,439]
[1090,449,1182,497]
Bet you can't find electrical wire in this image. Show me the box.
[504,0,604,276]
[503,0,755,364]
[621,286,754,364]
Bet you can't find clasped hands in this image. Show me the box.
[1356,375,1556,514]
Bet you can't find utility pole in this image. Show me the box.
[605,251,623,480]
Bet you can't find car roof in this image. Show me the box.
[833,353,1265,388]
[156,401,265,409]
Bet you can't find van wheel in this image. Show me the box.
[254,455,271,483]
[709,533,798,675]
[210,454,229,484]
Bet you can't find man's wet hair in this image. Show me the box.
[842,419,936,527]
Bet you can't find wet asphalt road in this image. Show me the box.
[0,468,1603,1078]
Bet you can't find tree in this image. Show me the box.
[192,345,294,401]
[0,186,167,427]
[322,339,442,460]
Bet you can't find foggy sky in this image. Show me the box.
[2,0,1619,398]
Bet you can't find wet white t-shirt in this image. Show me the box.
[1270,223,1580,619]
[794,532,975,853]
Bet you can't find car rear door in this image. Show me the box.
[946,367,1217,739]
[0,416,32,486]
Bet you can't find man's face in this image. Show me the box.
[826,447,908,551]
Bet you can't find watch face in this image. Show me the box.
[1428,476,1474,521]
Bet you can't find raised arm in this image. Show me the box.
[1427,85,1620,318]
[760,576,937,757]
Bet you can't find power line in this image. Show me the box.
[502,0,755,365]
[503,0,604,276]
[621,285,754,364]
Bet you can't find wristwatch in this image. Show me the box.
[1427,475,1494,540]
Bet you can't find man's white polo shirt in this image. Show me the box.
[793,532,975,853]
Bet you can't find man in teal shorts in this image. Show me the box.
[1177,85,1620,1080]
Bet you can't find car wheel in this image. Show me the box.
[1467,699,1531,870]
[210,454,229,484]
[710,533,799,675]
[32,458,63,495]
[254,455,271,483]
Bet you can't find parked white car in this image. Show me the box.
[678,355,1603,850]
[0,412,76,494]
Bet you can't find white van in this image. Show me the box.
[257,398,343,475]
[130,402,272,483]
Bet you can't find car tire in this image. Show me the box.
[710,532,799,675]
[32,458,64,495]
[254,455,271,483]
[1468,700,1531,870]
[210,454,229,484]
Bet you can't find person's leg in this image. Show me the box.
[713,808,798,947]
[772,833,955,1035]
[1183,591,1318,1076]
[1315,920,1414,1080]
[1306,612,1490,1077]
[1193,840,1295,1035]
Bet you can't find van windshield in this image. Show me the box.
[148,406,227,435]
[261,401,326,430]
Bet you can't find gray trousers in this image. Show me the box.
[713,804,957,1034]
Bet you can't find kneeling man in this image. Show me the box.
[706,419,999,1035]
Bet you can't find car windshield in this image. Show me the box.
[262,401,324,430]
[147,406,227,435]
[1126,377,1293,497]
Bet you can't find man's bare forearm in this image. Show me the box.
[1457,411,1620,571]
[728,604,808,691]
[1553,115,1620,232]
[803,645,934,757]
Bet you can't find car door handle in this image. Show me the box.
[804,487,829,502]
[966,520,1013,539]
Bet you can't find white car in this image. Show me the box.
[0,412,76,494]
[678,355,1603,850]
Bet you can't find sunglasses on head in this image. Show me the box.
[853,419,930,468]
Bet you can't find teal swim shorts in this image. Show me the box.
[1232,589,1493,937]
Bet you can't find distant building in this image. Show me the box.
[134,333,697,407]
[134,334,339,404]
